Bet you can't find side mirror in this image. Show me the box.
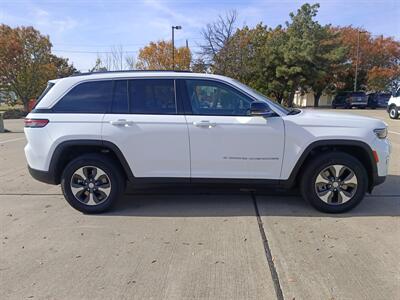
[250,102,275,117]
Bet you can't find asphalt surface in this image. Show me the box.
[0,109,399,300]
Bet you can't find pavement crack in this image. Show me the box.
[251,192,284,300]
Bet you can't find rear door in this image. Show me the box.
[102,79,190,178]
[182,79,285,179]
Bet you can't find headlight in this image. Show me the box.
[374,128,387,139]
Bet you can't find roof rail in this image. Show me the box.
[71,70,192,77]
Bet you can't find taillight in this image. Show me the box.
[24,118,49,128]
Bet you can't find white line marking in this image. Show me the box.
[0,137,25,144]
[389,131,400,136]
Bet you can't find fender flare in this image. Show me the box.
[284,139,378,190]
[49,139,134,184]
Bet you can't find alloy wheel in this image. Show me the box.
[390,108,396,118]
[314,164,358,205]
[70,166,111,206]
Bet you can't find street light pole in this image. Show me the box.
[354,30,366,92]
[171,25,182,70]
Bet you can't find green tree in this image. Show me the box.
[304,27,347,107]
[0,25,75,111]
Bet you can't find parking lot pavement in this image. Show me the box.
[1,109,399,300]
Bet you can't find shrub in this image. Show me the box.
[2,109,27,119]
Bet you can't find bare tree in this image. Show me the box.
[125,56,136,70]
[199,10,238,73]
[110,45,124,70]
[90,45,137,71]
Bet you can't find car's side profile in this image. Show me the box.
[24,71,390,214]
[387,88,400,119]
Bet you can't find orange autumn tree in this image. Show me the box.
[366,36,400,91]
[136,40,191,71]
[333,26,400,91]
[0,25,75,111]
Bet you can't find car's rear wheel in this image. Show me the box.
[300,152,367,213]
[61,154,125,213]
[389,106,399,119]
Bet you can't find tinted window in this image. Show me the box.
[34,82,55,108]
[129,79,176,114]
[54,81,112,113]
[185,80,251,116]
[112,80,129,113]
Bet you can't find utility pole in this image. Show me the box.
[171,25,182,70]
[354,30,366,91]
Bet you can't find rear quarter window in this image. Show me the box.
[53,80,113,113]
[34,82,55,108]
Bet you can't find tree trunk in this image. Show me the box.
[23,98,29,113]
[314,92,322,107]
[286,90,296,107]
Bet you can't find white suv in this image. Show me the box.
[24,71,390,214]
[388,88,399,119]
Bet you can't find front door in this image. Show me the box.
[183,79,285,179]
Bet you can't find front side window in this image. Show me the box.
[54,81,113,113]
[185,80,252,116]
[129,79,176,114]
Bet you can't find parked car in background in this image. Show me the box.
[332,91,368,109]
[347,91,368,108]
[367,92,391,109]
[331,92,349,108]
[387,87,400,119]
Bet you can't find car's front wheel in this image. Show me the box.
[300,152,367,213]
[61,154,125,213]
[389,105,399,119]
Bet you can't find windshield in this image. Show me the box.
[232,80,290,115]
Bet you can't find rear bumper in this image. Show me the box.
[28,165,58,185]
[373,175,386,187]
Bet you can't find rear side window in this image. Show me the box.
[54,81,113,113]
[129,79,176,114]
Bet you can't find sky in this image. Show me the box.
[1,0,399,71]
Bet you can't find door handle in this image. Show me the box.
[193,121,216,128]
[110,119,133,126]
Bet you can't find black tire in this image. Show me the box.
[332,106,336,109]
[389,105,399,119]
[61,154,125,213]
[300,152,368,213]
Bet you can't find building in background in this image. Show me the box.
[293,91,334,107]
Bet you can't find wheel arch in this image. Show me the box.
[284,140,377,192]
[49,140,134,184]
